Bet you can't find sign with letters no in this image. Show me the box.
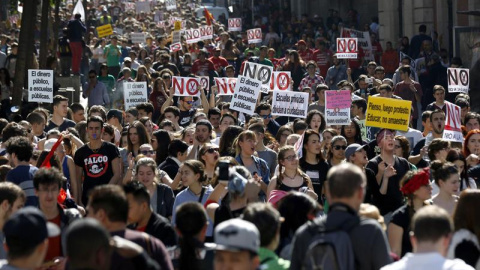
[444,102,463,143]
[247,28,262,44]
[336,38,358,59]
[185,29,201,44]
[242,62,273,93]
[270,71,291,91]
[215,78,237,96]
[228,18,242,31]
[447,68,469,93]
[172,77,201,97]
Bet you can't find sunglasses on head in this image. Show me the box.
[206,148,219,154]
[333,145,347,150]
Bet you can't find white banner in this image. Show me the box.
[447,68,469,93]
[165,0,176,10]
[230,76,261,115]
[124,82,148,109]
[272,91,309,118]
[199,76,209,90]
[443,102,463,142]
[28,70,53,103]
[200,25,213,40]
[336,38,358,59]
[242,62,273,93]
[340,27,373,61]
[247,28,262,44]
[135,1,150,13]
[228,18,242,31]
[215,78,237,96]
[185,28,201,44]
[130,32,146,44]
[172,77,201,97]
[269,71,291,91]
[170,42,182,53]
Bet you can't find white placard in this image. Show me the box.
[154,10,164,22]
[172,31,181,44]
[247,28,262,44]
[228,18,242,31]
[229,76,261,115]
[272,91,309,118]
[200,25,213,40]
[170,42,182,53]
[199,76,209,90]
[172,77,201,97]
[447,68,469,93]
[215,78,237,96]
[165,0,176,10]
[28,69,53,103]
[336,38,358,59]
[443,102,463,142]
[341,27,373,61]
[270,71,291,91]
[135,1,150,13]
[124,82,147,109]
[185,28,201,44]
[130,32,146,44]
[242,62,273,93]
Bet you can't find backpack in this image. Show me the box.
[302,216,359,270]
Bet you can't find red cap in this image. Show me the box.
[296,40,306,46]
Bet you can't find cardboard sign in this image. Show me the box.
[199,76,210,90]
[172,77,201,97]
[130,32,146,44]
[186,28,201,44]
[170,42,182,53]
[135,1,150,13]
[447,68,469,93]
[230,76,261,115]
[124,82,148,109]
[154,10,164,22]
[336,38,357,59]
[97,24,113,38]
[28,69,53,103]
[269,71,291,91]
[341,27,374,61]
[324,90,351,125]
[443,102,463,142]
[365,96,412,131]
[272,91,309,118]
[172,31,181,44]
[165,0,176,10]
[200,25,213,40]
[228,18,242,31]
[215,78,237,96]
[242,62,273,93]
[247,28,262,44]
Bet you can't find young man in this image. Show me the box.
[290,163,391,269]
[394,66,423,128]
[161,86,211,128]
[381,41,399,78]
[83,70,110,108]
[421,111,432,136]
[464,112,480,134]
[45,95,76,132]
[70,103,86,123]
[86,184,173,270]
[255,103,280,136]
[162,107,182,131]
[381,205,474,270]
[123,181,177,247]
[456,98,470,125]
[425,85,448,113]
[208,47,229,76]
[187,120,215,160]
[104,36,121,78]
[248,123,277,177]
[351,99,367,141]
[1,207,60,270]
[325,54,347,90]
[214,218,260,270]
[26,111,46,143]
[298,61,326,92]
[158,139,189,179]
[207,108,222,138]
[33,168,81,264]
[374,83,402,100]
[410,109,446,167]
[0,182,25,259]
[136,103,155,122]
[6,136,38,207]
[308,84,328,113]
[74,116,121,206]
[191,49,215,77]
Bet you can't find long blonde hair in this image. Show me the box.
[233,130,257,156]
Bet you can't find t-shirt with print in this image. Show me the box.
[299,159,330,204]
[179,108,196,128]
[74,142,120,205]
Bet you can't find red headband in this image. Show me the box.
[400,168,430,195]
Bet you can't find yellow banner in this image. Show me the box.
[97,24,113,38]
[365,96,412,131]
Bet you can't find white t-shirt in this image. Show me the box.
[380,252,474,270]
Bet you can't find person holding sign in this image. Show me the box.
[83,70,110,108]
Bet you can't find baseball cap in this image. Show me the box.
[4,207,60,252]
[215,218,260,254]
[296,40,306,46]
[345,143,368,160]
[123,57,132,63]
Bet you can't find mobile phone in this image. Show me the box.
[218,161,230,182]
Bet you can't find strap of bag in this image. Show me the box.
[198,187,206,203]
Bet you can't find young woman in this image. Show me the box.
[180,53,193,77]
[299,129,329,204]
[181,126,195,146]
[152,129,171,166]
[127,121,150,157]
[394,135,411,160]
[198,143,219,183]
[91,38,106,72]
[218,126,243,157]
[431,161,460,216]
[283,50,306,91]
[149,77,169,123]
[446,149,477,192]
[305,110,326,135]
[327,136,347,167]
[267,146,317,201]
[340,119,366,145]
[138,117,154,138]
[463,129,480,168]
[427,138,450,163]
[388,168,432,257]
[275,126,294,148]
[135,65,152,96]
[321,128,338,158]
[172,160,214,240]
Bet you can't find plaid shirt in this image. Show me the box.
[298,74,326,91]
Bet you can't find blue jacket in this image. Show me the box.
[235,155,270,186]
[67,19,86,42]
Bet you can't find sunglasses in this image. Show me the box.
[140,150,155,155]
[162,76,171,79]
[206,148,219,154]
[284,155,298,162]
[184,100,193,104]
[333,145,347,150]
[261,114,272,119]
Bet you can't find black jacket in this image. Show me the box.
[154,184,175,219]
[158,157,180,179]
[145,212,178,248]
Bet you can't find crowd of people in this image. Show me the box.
[0,0,478,269]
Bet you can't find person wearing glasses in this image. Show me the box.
[83,70,110,108]
[255,103,280,137]
[199,143,220,182]
[326,136,347,167]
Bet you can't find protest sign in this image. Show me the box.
[172,77,201,97]
[230,76,261,115]
[336,38,357,59]
[28,70,53,103]
[324,90,351,125]
[172,31,181,44]
[444,102,463,142]
[270,71,291,91]
[200,25,213,40]
[130,32,146,44]
[365,96,411,131]
[174,21,182,31]
[170,42,182,53]
[154,10,164,22]
[199,76,209,90]
[135,1,150,13]
[447,68,469,93]
[166,0,176,10]
[247,28,262,44]
[186,29,201,44]
[340,27,374,61]
[215,78,237,96]
[124,82,148,109]
[294,131,305,159]
[97,24,113,38]
[242,62,273,93]
[157,21,166,28]
[228,18,242,31]
[272,91,309,118]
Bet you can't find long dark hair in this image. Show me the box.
[127,121,150,155]
[0,68,12,85]
[153,129,171,165]
[340,119,363,145]
[300,129,325,163]
[305,110,326,133]
[446,149,470,190]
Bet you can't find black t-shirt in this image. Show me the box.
[74,142,120,204]
[45,118,76,132]
[390,204,412,257]
[363,168,377,204]
[179,108,196,128]
[366,155,412,215]
[299,159,330,203]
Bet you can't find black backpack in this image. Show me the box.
[302,216,359,270]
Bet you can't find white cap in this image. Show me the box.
[214,219,259,254]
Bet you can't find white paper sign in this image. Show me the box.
[215,78,237,96]
[130,32,146,44]
[443,102,463,142]
[135,1,150,13]
[230,76,261,115]
[272,91,309,118]
[341,27,373,61]
[199,76,210,90]
[447,68,469,93]
[124,82,147,109]
[185,28,201,44]
[170,42,182,52]
[242,62,273,93]
[165,0,176,10]
[336,38,358,59]
[270,71,291,91]
[28,69,53,103]
[247,28,262,44]
[154,10,164,22]
[172,31,181,44]
[172,77,201,97]
[200,25,213,40]
[228,18,242,31]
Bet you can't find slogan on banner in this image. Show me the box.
[215,78,237,96]
[340,27,373,61]
[97,24,113,38]
[28,69,53,103]
[124,82,148,109]
[228,18,242,31]
[230,76,261,115]
[170,42,182,53]
[166,0,176,10]
[365,96,411,131]
[447,68,469,93]
[270,71,291,91]
[336,38,357,59]
[172,77,201,97]
[444,102,463,142]
[172,31,181,44]
[247,28,262,44]
[272,91,309,118]
[130,33,146,44]
[186,29,201,44]
[242,62,273,93]
[324,90,351,125]
[200,25,213,40]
